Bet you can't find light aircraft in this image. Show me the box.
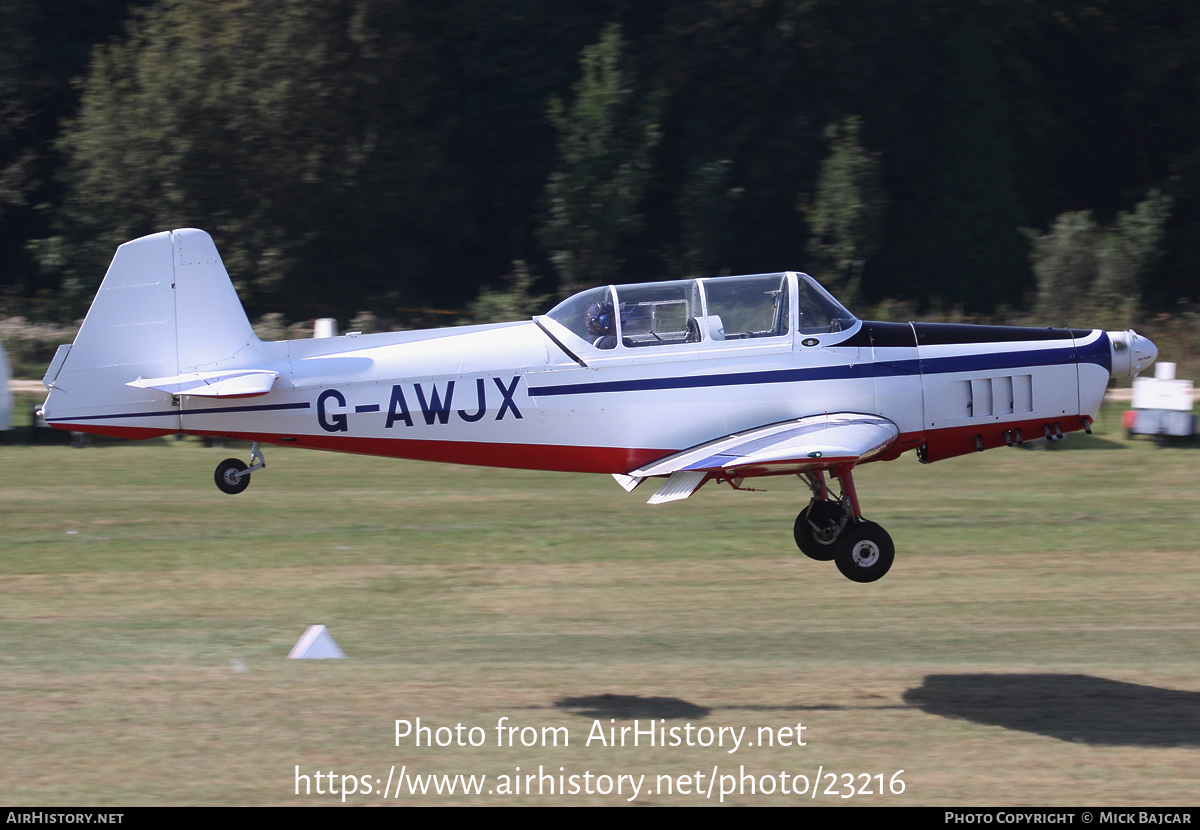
[40,229,1158,582]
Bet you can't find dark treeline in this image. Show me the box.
[1,0,1198,328]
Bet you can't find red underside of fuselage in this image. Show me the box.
[54,413,1092,474]
[915,414,1090,463]
[53,422,670,473]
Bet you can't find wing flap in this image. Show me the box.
[646,471,709,504]
[127,369,278,398]
[632,413,899,480]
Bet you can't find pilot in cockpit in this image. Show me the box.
[586,300,619,350]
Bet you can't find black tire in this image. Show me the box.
[793,500,847,561]
[834,520,895,583]
[214,458,250,495]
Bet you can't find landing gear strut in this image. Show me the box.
[796,466,894,582]
[214,442,265,495]
[794,471,848,561]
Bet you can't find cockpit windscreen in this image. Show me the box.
[543,272,855,350]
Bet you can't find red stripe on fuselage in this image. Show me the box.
[911,414,1090,463]
[51,421,671,473]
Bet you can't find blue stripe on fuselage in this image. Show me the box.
[45,401,312,422]
[527,342,1098,398]
[1074,331,1112,374]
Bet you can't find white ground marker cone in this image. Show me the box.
[288,624,345,659]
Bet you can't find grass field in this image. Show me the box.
[1,404,1199,806]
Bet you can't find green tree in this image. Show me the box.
[672,158,742,278]
[541,23,662,289]
[801,116,885,305]
[1026,190,1172,327]
[465,260,550,324]
[1095,191,1174,307]
[1026,210,1098,321]
[883,23,1026,311]
[0,0,141,305]
[40,0,458,319]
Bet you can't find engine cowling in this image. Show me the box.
[1107,329,1157,377]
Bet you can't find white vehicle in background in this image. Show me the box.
[39,229,1158,582]
[1124,362,1196,444]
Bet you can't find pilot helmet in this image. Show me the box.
[586,301,615,336]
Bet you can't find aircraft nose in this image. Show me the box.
[1107,329,1158,377]
[1132,332,1158,375]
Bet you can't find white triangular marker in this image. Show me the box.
[288,625,345,659]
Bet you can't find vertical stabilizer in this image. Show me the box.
[42,231,181,432]
[172,228,256,372]
[42,228,260,435]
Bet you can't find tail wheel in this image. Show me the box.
[214,458,250,495]
[834,521,895,583]
[793,500,847,561]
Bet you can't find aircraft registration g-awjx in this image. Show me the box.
[41,229,1158,582]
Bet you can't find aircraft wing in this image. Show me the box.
[623,413,899,504]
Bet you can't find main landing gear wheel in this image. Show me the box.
[794,500,848,561]
[834,520,895,583]
[214,458,250,495]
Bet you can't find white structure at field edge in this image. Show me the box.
[0,341,11,431]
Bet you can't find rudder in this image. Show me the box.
[172,228,256,372]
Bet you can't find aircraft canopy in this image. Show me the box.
[545,272,855,350]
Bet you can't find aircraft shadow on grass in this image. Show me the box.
[552,694,907,719]
[903,674,1200,747]
[555,694,712,719]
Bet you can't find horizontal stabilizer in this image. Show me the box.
[647,470,709,504]
[127,369,278,398]
[632,413,899,479]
